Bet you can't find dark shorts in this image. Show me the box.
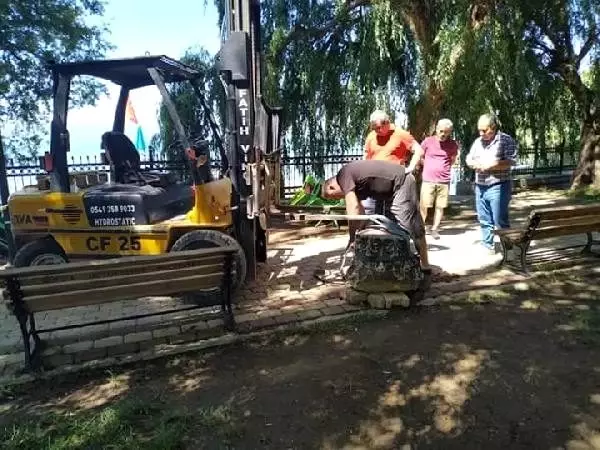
[390,174,426,239]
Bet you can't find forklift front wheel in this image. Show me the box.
[13,239,68,267]
[170,230,247,305]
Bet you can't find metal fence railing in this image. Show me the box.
[278,145,580,198]
[3,145,580,198]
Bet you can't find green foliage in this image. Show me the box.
[259,0,416,168]
[0,398,191,450]
[582,63,600,93]
[289,174,345,207]
[566,186,600,201]
[0,0,113,123]
[443,7,581,152]
[2,123,45,162]
[155,48,224,171]
[212,0,588,169]
[509,0,599,186]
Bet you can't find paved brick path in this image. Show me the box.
[0,190,595,381]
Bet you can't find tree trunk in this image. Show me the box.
[409,82,444,141]
[571,116,600,189]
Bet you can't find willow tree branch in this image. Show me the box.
[576,26,599,69]
[273,6,364,60]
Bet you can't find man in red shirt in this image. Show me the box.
[419,119,459,239]
[364,110,424,170]
[362,110,424,215]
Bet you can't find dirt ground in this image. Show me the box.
[2,270,600,450]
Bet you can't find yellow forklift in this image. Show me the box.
[6,0,282,294]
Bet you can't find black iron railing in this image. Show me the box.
[3,144,580,198]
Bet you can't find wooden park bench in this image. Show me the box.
[0,246,237,371]
[495,203,600,273]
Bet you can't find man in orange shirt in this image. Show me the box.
[362,110,424,214]
[364,110,424,169]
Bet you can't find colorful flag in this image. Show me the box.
[126,98,138,124]
[126,97,146,151]
[135,127,146,151]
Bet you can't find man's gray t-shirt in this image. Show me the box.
[336,160,406,200]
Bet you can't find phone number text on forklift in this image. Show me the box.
[88,204,137,226]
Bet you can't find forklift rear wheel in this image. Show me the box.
[170,230,247,306]
[13,239,68,267]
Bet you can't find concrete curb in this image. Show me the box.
[1,260,596,387]
[0,309,387,387]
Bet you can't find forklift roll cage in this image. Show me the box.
[47,54,227,192]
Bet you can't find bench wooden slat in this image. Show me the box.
[532,203,600,221]
[496,212,600,244]
[24,272,225,312]
[531,222,600,240]
[16,254,226,287]
[16,263,224,297]
[0,246,237,279]
[536,215,600,230]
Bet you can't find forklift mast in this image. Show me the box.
[219,0,282,280]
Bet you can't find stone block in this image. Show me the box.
[343,288,369,306]
[63,340,94,354]
[251,317,277,329]
[382,292,410,308]
[107,343,139,357]
[275,313,299,325]
[367,292,411,309]
[180,321,209,333]
[123,331,153,344]
[74,348,108,363]
[341,304,363,312]
[108,319,137,334]
[45,353,74,368]
[296,309,323,321]
[367,294,387,309]
[320,305,345,316]
[255,309,282,319]
[168,332,198,345]
[93,335,123,349]
[324,298,345,307]
[349,230,423,293]
[0,352,23,366]
[152,326,181,339]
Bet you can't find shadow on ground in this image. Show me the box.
[2,270,599,449]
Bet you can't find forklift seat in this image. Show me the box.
[100,131,142,183]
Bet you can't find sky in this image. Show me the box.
[66,0,222,159]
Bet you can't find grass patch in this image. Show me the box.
[565,186,600,201]
[455,289,513,305]
[1,397,192,450]
[196,405,241,441]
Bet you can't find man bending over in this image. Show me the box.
[322,160,430,272]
